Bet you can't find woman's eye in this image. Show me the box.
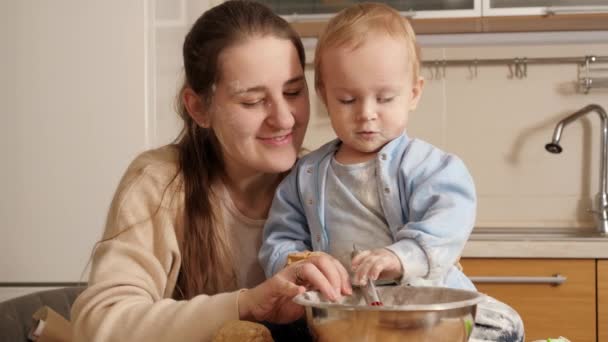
[284,89,302,97]
[338,98,355,104]
[241,99,263,107]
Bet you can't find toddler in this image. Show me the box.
[259,2,475,289]
[260,5,525,340]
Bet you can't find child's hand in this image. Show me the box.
[351,248,403,286]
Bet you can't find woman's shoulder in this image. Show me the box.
[128,145,180,175]
[104,145,183,236]
[122,145,181,187]
[113,145,183,210]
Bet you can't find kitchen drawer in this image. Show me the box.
[599,260,608,342]
[461,258,596,342]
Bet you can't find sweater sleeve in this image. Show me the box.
[258,163,312,278]
[387,151,476,282]
[71,160,240,342]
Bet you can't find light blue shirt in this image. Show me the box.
[259,133,477,290]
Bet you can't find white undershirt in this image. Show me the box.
[325,156,393,273]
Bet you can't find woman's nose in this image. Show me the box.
[266,98,295,129]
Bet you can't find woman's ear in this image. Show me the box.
[409,76,425,111]
[183,87,211,128]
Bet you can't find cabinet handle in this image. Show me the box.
[545,6,608,15]
[399,10,417,18]
[469,274,566,286]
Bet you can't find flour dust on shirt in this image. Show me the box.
[325,156,393,275]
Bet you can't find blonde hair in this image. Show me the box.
[314,3,420,94]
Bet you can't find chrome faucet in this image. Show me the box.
[545,104,608,235]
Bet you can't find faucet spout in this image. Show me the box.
[546,104,608,235]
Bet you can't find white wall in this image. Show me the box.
[0,0,148,300]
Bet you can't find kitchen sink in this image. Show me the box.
[469,227,608,241]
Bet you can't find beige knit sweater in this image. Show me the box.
[71,146,262,342]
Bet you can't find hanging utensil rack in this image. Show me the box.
[421,55,608,93]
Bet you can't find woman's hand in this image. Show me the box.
[238,252,352,323]
[238,272,305,324]
[351,248,403,285]
[287,252,352,300]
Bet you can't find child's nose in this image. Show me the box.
[357,100,377,121]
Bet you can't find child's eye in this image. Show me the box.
[378,96,394,104]
[338,98,355,104]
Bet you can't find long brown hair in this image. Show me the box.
[173,0,305,299]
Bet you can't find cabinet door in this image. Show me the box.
[599,260,608,342]
[259,0,482,19]
[483,0,608,16]
[461,258,596,342]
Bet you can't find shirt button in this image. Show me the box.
[316,235,321,242]
[381,153,387,160]
[306,168,312,174]
[308,199,313,205]
[384,187,390,193]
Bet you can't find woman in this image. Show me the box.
[71,1,351,341]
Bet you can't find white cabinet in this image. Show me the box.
[262,0,482,19]
[483,0,608,16]
[410,0,482,19]
[286,0,608,36]
[264,0,608,19]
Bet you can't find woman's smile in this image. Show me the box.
[258,132,293,146]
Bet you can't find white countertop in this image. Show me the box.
[463,239,608,259]
[462,227,608,258]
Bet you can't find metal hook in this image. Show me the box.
[468,59,478,80]
[428,64,435,80]
[581,55,596,94]
[508,63,514,79]
[514,58,524,79]
[434,61,441,80]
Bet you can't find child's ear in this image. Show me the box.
[409,76,425,111]
[183,87,211,128]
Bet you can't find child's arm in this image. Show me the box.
[258,166,313,278]
[390,153,476,283]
